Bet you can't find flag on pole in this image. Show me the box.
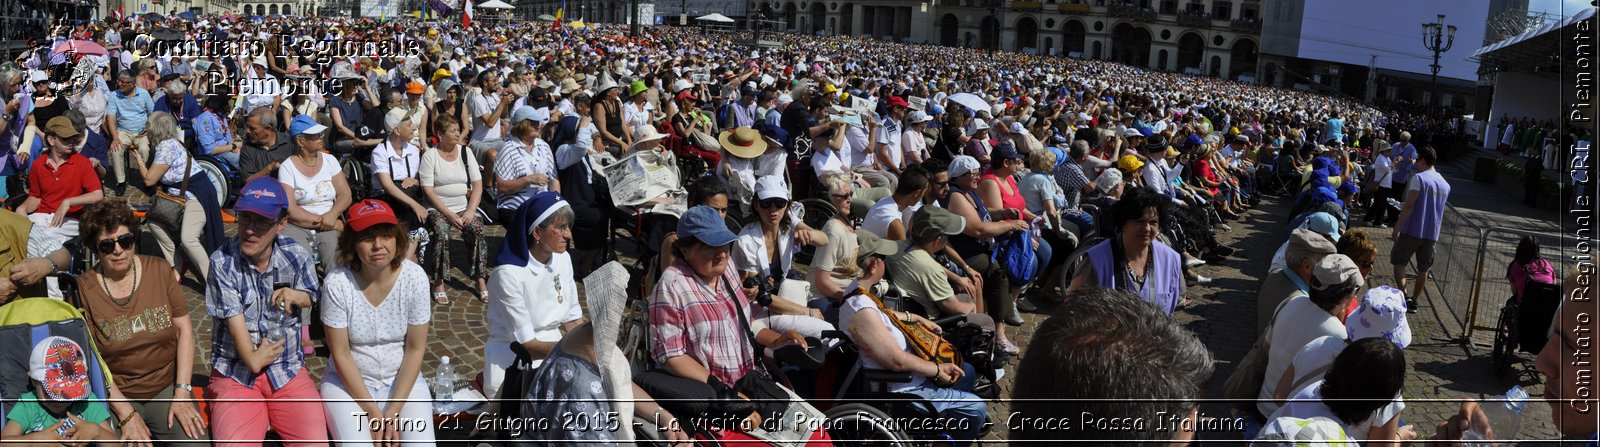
[113,4,123,21]
[428,0,453,18]
[552,0,565,28]
[461,0,473,28]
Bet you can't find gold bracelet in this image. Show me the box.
[119,412,138,426]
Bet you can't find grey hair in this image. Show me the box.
[819,171,853,196]
[1069,139,1090,159]
[1399,131,1411,141]
[165,80,187,96]
[0,68,19,86]
[116,71,134,82]
[247,106,277,130]
[145,112,180,146]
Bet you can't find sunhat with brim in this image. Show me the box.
[595,76,620,94]
[628,125,669,152]
[719,127,768,159]
[627,80,648,98]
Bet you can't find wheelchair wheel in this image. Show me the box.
[824,403,917,446]
[1491,302,1518,377]
[341,157,370,199]
[194,158,230,208]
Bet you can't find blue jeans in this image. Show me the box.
[898,362,986,446]
[209,150,242,172]
[1033,234,1052,282]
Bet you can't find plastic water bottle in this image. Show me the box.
[1462,385,1529,446]
[433,356,456,414]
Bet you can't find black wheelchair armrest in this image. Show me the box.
[820,330,847,340]
[933,314,965,327]
[861,368,915,384]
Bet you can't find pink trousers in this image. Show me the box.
[207,369,329,447]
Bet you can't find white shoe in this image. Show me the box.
[1216,223,1233,231]
[1185,259,1207,267]
[994,368,1006,381]
[1194,275,1214,284]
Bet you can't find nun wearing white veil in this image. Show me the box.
[521,261,693,446]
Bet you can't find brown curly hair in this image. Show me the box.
[79,198,140,245]
[1338,230,1378,268]
[335,222,410,273]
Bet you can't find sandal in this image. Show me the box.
[433,291,450,304]
[476,290,490,303]
[998,339,1021,355]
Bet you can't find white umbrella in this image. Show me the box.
[536,14,555,21]
[695,13,735,23]
[478,0,514,9]
[946,92,989,113]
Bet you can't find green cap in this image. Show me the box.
[855,229,899,261]
[910,206,966,241]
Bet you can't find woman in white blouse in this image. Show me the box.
[320,199,435,447]
[279,115,353,266]
[482,192,583,400]
[372,108,429,239]
[419,116,488,304]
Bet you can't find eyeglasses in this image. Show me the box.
[96,233,137,254]
[758,198,789,209]
[933,179,950,187]
[237,214,283,232]
[830,192,852,201]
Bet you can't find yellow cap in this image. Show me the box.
[1117,154,1145,173]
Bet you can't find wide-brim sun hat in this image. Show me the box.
[719,127,768,159]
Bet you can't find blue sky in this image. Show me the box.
[1528,0,1594,16]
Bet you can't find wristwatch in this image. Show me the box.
[174,383,193,392]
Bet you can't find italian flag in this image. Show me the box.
[461,0,473,28]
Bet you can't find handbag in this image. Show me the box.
[859,287,962,386]
[147,150,193,232]
[1221,290,1301,416]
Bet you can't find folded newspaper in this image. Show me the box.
[594,150,689,216]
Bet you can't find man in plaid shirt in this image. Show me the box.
[204,177,328,445]
[1055,140,1098,233]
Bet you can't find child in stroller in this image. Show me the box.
[2,336,117,444]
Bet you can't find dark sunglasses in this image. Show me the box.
[758,198,789,209]
[829,192,852,200]
[96,233,137,253]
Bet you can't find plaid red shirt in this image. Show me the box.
[648,261,756,386]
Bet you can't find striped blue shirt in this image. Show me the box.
[205,235,320,390]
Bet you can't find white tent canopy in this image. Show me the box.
[695,13,734,23]
[478,0,514,9]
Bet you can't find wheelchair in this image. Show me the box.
[1490,280,1562,377]
[192,153,244,208]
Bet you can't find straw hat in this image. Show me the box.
[560,78,583,95]
[719,127,768,159]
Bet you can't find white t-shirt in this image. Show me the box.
[320,261,431,392]
[370,139,422,192]
[838,294,923,392]
[901,127,927,164]
[278,153,343,216]
[862,196,904,240]
[846,126,874,169]
[419,147,482,214]
[1270,379,1405,439]
[468,89,503,142]
[1258,294,1345,416]
[1372,155,1394,189]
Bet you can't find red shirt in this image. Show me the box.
[28,153,102,217]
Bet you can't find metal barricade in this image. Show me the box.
[1462,226,1581,344]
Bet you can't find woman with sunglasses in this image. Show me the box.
[732,175,832,338]
[76,199,209,447]
[319,199,436,447]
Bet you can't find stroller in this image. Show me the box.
[0,298,117,426]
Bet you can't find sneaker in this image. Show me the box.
[1216,223,1234,231]
[1377,223,1390,228]
[1185,258,1208,267]
[1193,275,1214,284]
[998,339,1020,355]
[1016,297,1038,313]
[1406,298,1419,313]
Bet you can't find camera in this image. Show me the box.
[742,271,774,307]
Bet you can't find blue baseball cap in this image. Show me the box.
[236,177,288,220]
[992,144,1024,161]
[1303,211,1341,243]
[676,205,737,247]
[289,114,327,137]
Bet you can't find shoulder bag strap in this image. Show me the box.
[175,146,194,196]
[1260,291,1304,351]
[721,277,768,371]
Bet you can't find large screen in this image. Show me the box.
[1296,0,1489,81]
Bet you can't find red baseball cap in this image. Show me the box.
[345,199,398,232]
[887,96,910,108]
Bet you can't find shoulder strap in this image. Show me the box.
[1287,354,1340,395]
[1260,291,1304,350]
[721,277,767,370]
[175,145,193,195]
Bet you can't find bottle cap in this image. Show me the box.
[441,356,451,364]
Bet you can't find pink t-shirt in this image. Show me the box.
[1507,258,1556,302]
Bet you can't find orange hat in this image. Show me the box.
[405,81,425,95]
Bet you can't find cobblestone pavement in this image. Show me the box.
[153,151,1567,444]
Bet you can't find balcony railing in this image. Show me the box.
[1011,1,1042,11]
[1107,3,1156,19]
[1175,11,1210,26]
[1230,17,1261,31]
[1058,2,1089,12]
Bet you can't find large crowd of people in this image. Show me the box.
[0,12,1590,446]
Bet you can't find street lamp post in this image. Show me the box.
[1421,13,1456,106]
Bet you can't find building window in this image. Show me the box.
[1211,1,1230,20]
[1240,4,1257,19]
[1160,0,1175,14]
[1275,0,1291,21]
[1185,1,1203,14]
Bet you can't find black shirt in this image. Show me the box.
[241,132,295,178]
